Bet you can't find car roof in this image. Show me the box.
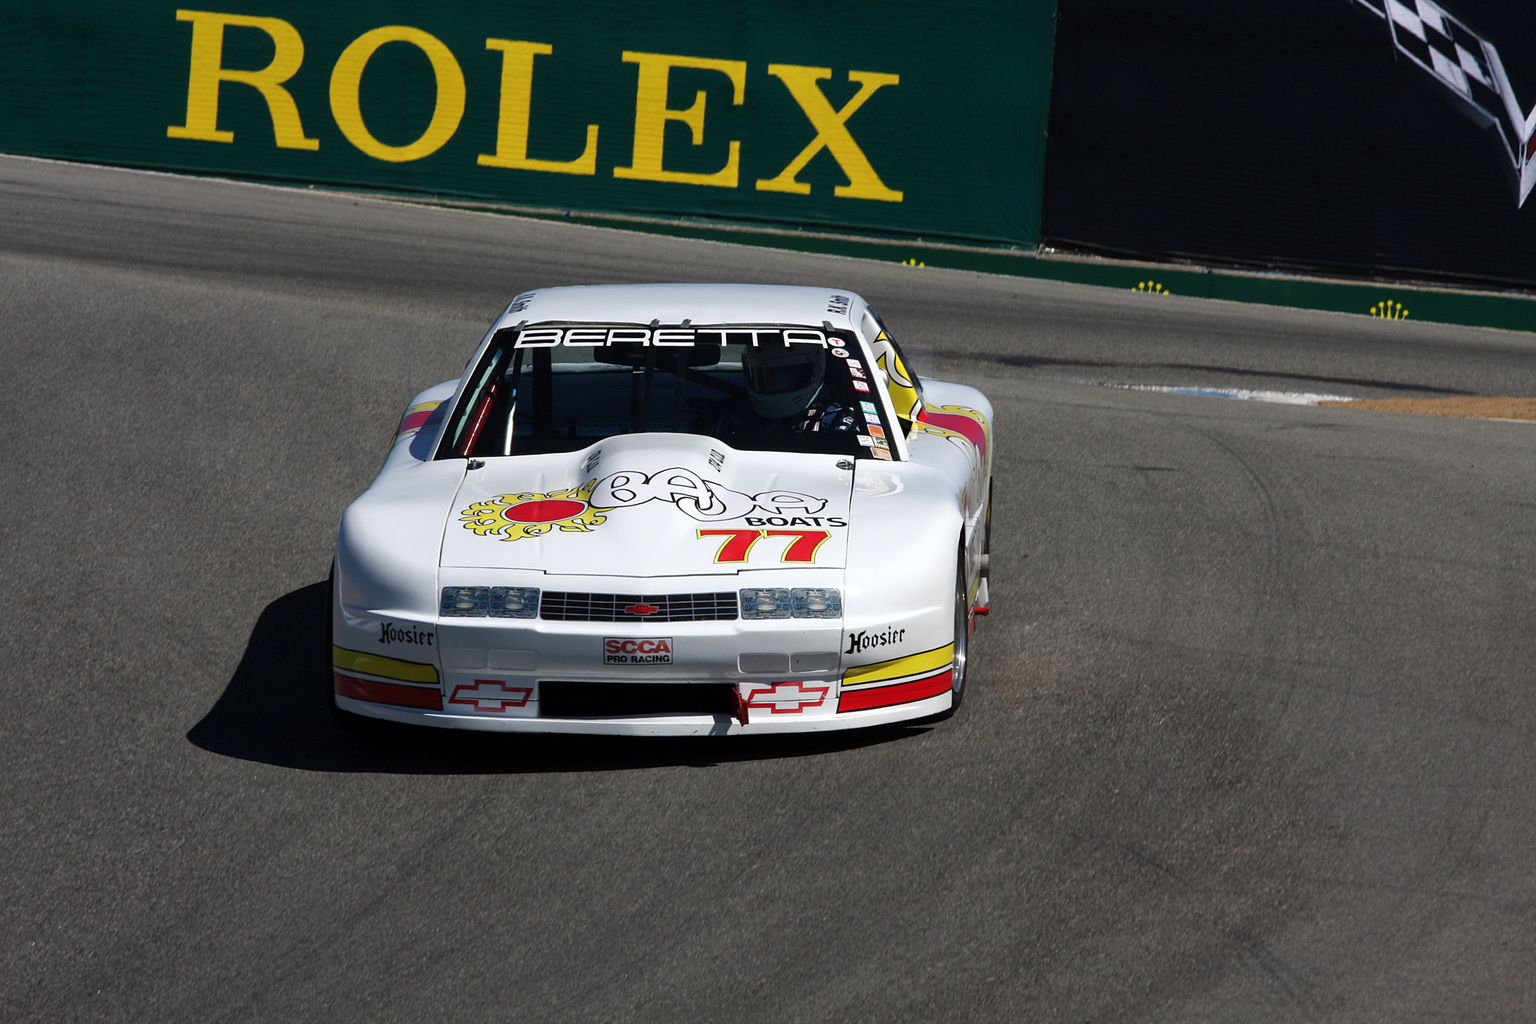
[494,284,865,332]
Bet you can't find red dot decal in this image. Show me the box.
[504,499,586,524]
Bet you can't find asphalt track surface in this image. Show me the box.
[4,155,1536,1023]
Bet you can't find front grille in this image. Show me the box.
[540,591,738,622]
[540,682,736,718]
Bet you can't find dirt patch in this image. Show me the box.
[1317,397,1536,422]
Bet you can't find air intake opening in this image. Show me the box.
[540,682,735,718]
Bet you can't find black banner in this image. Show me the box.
[1042,0,1536,289]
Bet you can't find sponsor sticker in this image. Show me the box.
[867,424,886,439]
[744,516,846,527]
[857,435,874,446]
[830,347,849,359]
[517,326,830,348]
[379,621,435,647]
[847,358,864,370]
[848,365,867,379]
[859,401,879,416]
[852,380,871,392]
[845,626,908,655]
[698,528,831,563]
[462,467,829,543]
[872,448,893,460]
[604,637,674,665]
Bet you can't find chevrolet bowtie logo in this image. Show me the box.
[744,681,830,714]
[448,680,533,712]
[623,603,661,616]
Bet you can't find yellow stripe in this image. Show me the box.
[843,644,953,687]
[333,646,439,684]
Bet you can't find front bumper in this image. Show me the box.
[334,689,953,735]
[331,634,957,735]
[333,567,955,735]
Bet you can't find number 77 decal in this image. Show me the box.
[697,529,831,563]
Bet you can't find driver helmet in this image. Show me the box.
[743,343,824,418]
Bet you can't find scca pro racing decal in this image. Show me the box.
[604,637,673,665]
[461,467,829,542]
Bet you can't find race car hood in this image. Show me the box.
[440,434,854,577]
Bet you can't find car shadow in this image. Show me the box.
[187,580,924,774]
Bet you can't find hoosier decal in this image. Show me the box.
[845,625,906,655]
[379,621,435,647]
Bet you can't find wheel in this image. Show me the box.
[951,550,969,710]
[327,560,371,734]
[933,547,969,721]
[984,479,993,558]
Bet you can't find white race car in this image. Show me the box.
[331,284,992,735]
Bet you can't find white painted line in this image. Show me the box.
[1097,382,1357,405]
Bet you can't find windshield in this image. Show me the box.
[435,322,897,460]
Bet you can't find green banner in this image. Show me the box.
[0,2,1056,247]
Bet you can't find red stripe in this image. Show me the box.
[837,669,952,713]
[922,410,988,458]
[398,410,433,434]
[334,673,443,710]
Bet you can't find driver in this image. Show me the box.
[727,343,856,434]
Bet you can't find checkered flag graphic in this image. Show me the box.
[1353,0,1536,206]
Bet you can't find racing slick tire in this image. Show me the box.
[327,561,377,735]
[931,545,970,722]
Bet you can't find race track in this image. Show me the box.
[4,155,1535,1023]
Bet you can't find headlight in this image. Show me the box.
[739,588,841,619]
[791,588,842,618]
[739,588,792,619]
[489,587,540,618]
[440,586,489,616]
[440,587,539,618]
